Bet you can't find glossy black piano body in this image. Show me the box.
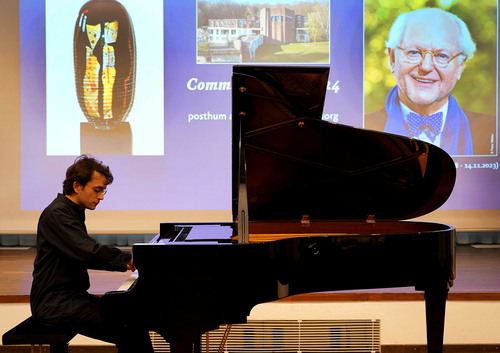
[101,66,456,353]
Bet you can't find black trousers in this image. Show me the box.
[56,294,154,353]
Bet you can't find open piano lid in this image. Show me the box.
[231,65,456,229]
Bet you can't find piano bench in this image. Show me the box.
[2,316,77,353]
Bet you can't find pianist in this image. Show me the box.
[30,155,154,353]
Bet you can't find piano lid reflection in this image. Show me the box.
[101,66,456,353]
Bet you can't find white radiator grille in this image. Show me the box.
[150,319,381,353]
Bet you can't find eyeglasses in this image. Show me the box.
[396,47,465,68]
[93,187,107,196]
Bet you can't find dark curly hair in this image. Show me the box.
[62,155,114,195]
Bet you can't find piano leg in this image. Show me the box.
[194,337,201,353]
[170,340,193,353]
[169,337,201,353]
[424,286,449,353]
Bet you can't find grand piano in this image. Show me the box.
[101,66,456,353]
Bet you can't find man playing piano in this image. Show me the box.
[30,155,154,353]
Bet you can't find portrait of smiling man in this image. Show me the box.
[365,7,496,156]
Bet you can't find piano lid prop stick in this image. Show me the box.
[237,113,250,244]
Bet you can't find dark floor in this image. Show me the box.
[1,245,499,352]
[1,244,499,301]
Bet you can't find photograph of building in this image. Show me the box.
[197,0,329,63]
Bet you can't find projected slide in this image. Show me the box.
[197,2,329,64]
[19,0,500,214]
[45,0,164,156]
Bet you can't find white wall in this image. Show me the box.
[249,301,500,345]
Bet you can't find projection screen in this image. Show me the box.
[1,0,499,234]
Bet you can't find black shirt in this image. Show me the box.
[30,194,132,324]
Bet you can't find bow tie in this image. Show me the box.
[407,112,443,139]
